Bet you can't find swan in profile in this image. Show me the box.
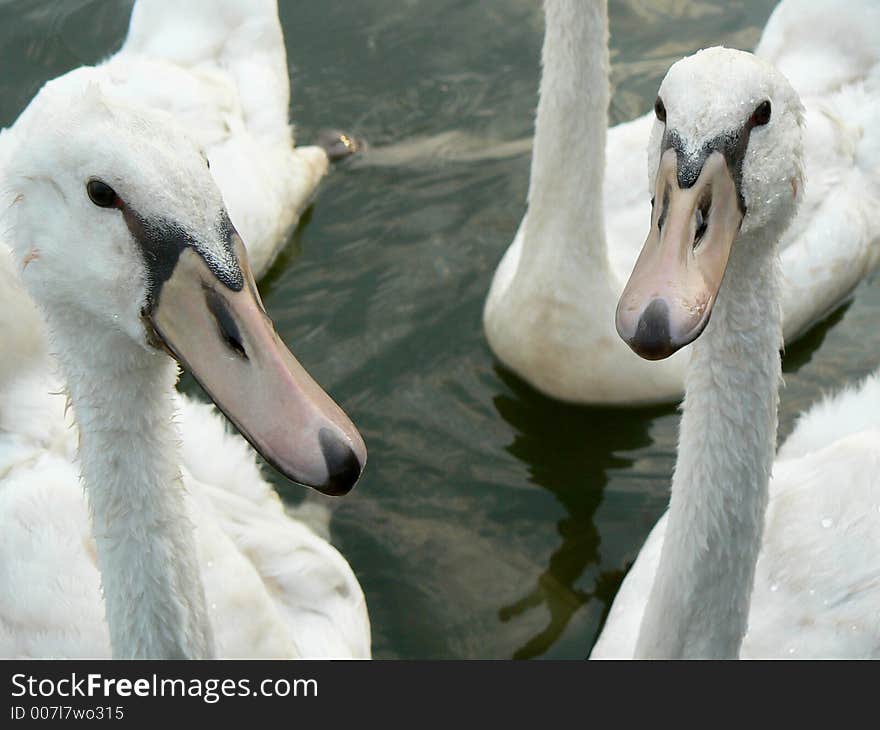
[589,48,880,659]
[18,0,358,279]
[0,79,370,659]
[484,0,880,405]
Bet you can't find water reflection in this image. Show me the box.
[492,366,673,658]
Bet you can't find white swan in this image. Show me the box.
[484,0,880,405]
[18,0,353,280]
[590,47,880,659]
[0,80,370,659]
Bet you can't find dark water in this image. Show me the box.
[2,0,879,659]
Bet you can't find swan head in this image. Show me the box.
[5,76,367,495]
[616,47,804,360]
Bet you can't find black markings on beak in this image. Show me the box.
[126,208,245,312]
[124,210,189,307]
[659,102,768,216]
[204,287,248,360]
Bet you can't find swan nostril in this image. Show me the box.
[657,187,671,233]
[222,331,246,359]
[694,209,707,248]
[204,288,248,360]
[694,196,711,250]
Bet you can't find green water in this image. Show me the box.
[2,0,879,659]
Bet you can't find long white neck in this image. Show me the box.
[634,231,782,659]
[49,313,214,659]
[519,0,610,280]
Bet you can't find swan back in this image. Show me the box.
[120,0,290,144]
[108,0,328,277]
[755,0,880,98]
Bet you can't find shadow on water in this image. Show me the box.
[491,366,674,659]
[781,302,850,374]
[256,205,315,296]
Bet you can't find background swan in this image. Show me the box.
[484,0,880,405]
[590,48,880,659]
[0,81,370,658]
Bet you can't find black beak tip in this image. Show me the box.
[627,298,677,361]
[317,428,365,496]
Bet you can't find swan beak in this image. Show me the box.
[145,233,367,495]
[616,149,743,360]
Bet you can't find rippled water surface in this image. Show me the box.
[3,0,879,658]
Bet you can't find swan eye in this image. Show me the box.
[86,180,120,208]
[654,97,666,123]
[751,100,771,126]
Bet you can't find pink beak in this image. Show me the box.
[616,150,744,360]
[145,234,366,495]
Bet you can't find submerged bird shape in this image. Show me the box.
[484,0,880,405]
[589,47,880,659]
[0,79,370,659]
[2,0,357,280]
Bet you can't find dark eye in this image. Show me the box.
[654,96,666,123]
[751,100,771,126]
[86,180,120,208]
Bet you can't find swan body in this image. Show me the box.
[484,0,880,405]
[12,0,333,279]
[591,47,880,658]
[0,369,369,658]
[0,80,369,658]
